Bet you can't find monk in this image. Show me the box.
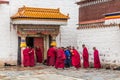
[29,47,35,67]
[93,47,101,69]
[35,46,42,63]
[23,46,30,67]
[71,47,81,69]
[55,47,66,69]
[47,45,56,66]
[82,44,89,68]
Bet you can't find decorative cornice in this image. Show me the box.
[79,19,105,24]
[77,23,119,29]
[77,0,111,7]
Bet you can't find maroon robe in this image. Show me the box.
[83,47,89,68]
[55,48,66,69]
[29,48,35,67]
[47,47,56,66]
[23,48,30,67]
[35,48,42,63]
[71,49,81,69]
[94,49,101,68]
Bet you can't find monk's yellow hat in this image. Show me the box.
[50,41,57,47]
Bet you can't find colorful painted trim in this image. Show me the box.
[77,24,119,29]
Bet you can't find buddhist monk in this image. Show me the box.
[29,47,35,67]
[71,47,81,69]
[93,47,101,69]
[55,47,66,69]
[35,46,43,63]
[23,46,30,67]
[82,44,89,68]
[47,42,57,66]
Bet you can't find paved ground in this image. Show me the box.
[0,65,120,80]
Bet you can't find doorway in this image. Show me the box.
[26,37,34,48]
[34,37,44,59]
[17,37,44,66]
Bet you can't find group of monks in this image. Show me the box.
[82,44,101,69]
[47,44,101,69]
[22,46,42,67]
[47,46,81,69]
[22,43,101,69]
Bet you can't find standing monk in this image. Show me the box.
[55,47,66,69]
[35,46,43,63]
[93,47,101,69]
[47,42,57,66]
[71,47,81,69]
[82,44,89,68]
[29,47,35,67]
[23,46,30,67]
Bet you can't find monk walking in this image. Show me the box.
[23,46,30,67]
[55,47,66,69]
[47,42,57,66]
[71,47,81,69]
[35,46,43,63]
[93,47,101,69]
[29,47,35,67]
[82,44,89,68]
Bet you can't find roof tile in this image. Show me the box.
[11,6,69,19]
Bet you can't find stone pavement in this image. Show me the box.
[0,65,120,80]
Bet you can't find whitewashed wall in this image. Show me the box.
[0,4,11,65]
[77,26,120,65]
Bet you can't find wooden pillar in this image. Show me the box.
[20,36,27,66]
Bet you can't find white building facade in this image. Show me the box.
[76,0,120,67]
[0,0,79,66]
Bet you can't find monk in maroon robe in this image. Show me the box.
[23,47,30,67]
[29,47,35,67]
[82,44,89,68]
[47,46,56,66]
[55,47,66,69]
[71,47,81,69]
[93,47,101,69]
[35,46,43,63]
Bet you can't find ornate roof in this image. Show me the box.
[11,6,69,20]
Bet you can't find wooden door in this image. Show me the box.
[34,37,44,59]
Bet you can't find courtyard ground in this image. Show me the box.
[0,64,120,80]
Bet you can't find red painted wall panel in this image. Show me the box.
[79,0,120,23]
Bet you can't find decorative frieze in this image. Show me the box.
[79,0,111,7]
[16,25,60,36]
[77,23,119,29]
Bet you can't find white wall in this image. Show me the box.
[0,4,11,65]
[77,26,120,65]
